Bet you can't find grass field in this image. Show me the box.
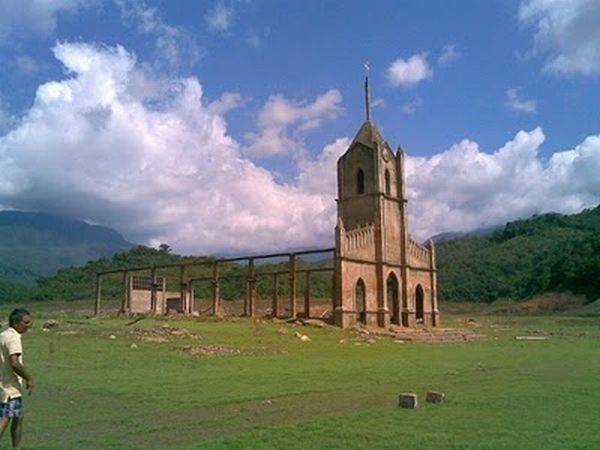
[2,301,599,449]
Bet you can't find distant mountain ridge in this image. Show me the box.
[430,225,502,243]
[0,207,599,304]
[0,210,133,286]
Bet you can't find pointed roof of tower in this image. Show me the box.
[340,68,396,159]
[344,119,395,159]
[351,120,386,149]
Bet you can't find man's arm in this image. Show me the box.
[9,354,34,395]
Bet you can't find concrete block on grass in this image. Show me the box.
[399,393,418,409]
[426,391,445,403]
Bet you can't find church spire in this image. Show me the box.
[364,62,371,122]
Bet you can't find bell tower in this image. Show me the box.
[333,72,439,329]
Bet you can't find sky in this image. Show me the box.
[0,0,599,255]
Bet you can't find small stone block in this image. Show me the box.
[426,391,445,403]
[399,393,418,409]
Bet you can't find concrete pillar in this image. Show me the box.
[304,271,311,318]
[94,274,102,316]
[272,273,279,318]
[150,266,157,313]
[180,265,188,314]
[245,258,255,317]
[119,271,128,315]
[289,254,297,319]
[127,275,132,311]
[161,277,166,314]
[212,262,221,316]
[188,286,195,315]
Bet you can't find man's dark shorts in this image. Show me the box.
[0,397,23,418]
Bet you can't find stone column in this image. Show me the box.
[119,271,129,315]
[94,274,102,316]
[272,273,279,318]
[331,253,336,323]
[397,148,410,327]
[161,277,166,314]
[212,262,221,316]
[246,258,255,317]
[375,197,388,328]
[333,223,346,327]
[188,286,195,316]
[150,266,157,314]
[428,240,439,327]
[127,274,132,311]
[179,265,188,314]
[304,271,311,319]
[289,254,297,319]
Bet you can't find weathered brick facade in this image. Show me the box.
[333,79,439,328]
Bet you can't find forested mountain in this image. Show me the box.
[0,211,133,287]
[0,207,598,305]
[436,206,600,302]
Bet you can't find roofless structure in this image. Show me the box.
[95,75,439,329]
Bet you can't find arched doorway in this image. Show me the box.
[415,284,424,322]
[386,273,399,324]
[355,279,366,324]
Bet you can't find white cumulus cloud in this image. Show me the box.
[0,42,598,255]
[244,89,344,158]
[406,127,600,239]
[0,42,338,254]
[206,2,233,33]
[505,87,537,113]
[208,92,245,115]
[387,54,433,87]
[519,0,600,76]
[297,138,350,196]
[401,97,423,115]
[438,44,461,65]
[116,0,202,71]
[0,0,92,43]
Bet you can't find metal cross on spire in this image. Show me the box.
[363,61,371,122]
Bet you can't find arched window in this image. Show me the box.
[355,278,366,324]
[384,169,391,195]
[357,169,365,194]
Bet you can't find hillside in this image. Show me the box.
[436,205,600,303]
[1,207,598,305]
[32,246,333,303]
[0,211,133,287]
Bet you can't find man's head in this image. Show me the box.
[9,309,32,334]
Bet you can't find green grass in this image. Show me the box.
[2,302,599,449]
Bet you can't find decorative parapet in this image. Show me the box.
[344,223,375,252]
[408,237,430,267]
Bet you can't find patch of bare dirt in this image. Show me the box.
[516,292,586,313]
[352,325,486,343]
[181,345,241,357]
[131,324,199,343]
[309,305,332,319]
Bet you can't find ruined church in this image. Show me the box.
[333,76,439,328]
[95,75,439,330]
